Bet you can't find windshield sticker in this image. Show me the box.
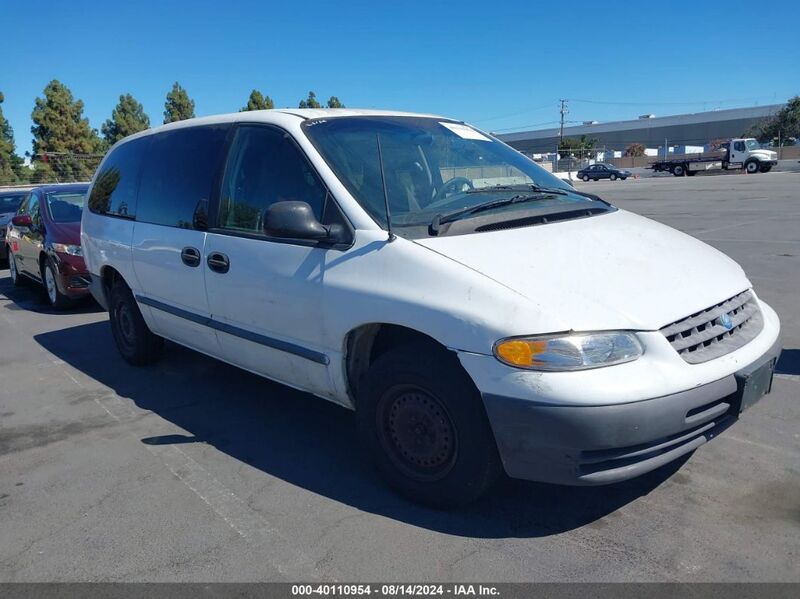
[439,122,491,142]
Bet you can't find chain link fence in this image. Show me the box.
[0,152,103,189]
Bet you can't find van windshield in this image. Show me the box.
[302,116,603,234]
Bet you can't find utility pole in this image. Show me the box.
[559,99,568,146]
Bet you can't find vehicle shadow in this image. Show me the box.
[0,272,103,315]
[776,348,799,376]
[34,319,688,539]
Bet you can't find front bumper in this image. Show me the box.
[481,337,782,485]
[51,252,91,299]
[461,301,782,485]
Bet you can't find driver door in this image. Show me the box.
[203,124,339,397]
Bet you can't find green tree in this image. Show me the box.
[0,91,21,184]
[748,96,800,146]
[326,96,345,109]
[163,82,196,124]
[241,89,274,111]
[102,93,150,145]
[30,80,101,183]
[298,91,321,109]
[623,142,645,157]
[557,135,597,159]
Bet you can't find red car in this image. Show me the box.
[5,183,91,308]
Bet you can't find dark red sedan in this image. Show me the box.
[4,183,91,308]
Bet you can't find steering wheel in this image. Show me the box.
[429,176,474,208]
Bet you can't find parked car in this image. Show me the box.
[5,183,91,308]
[0,188,30,264]
[82,110,781,506]
[577,163,631,181]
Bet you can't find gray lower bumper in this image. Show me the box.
[482,337,783,485]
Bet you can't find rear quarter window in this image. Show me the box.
[137,125,229,229]
[88,136,149,218]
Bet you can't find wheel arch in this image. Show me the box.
[343,323,465,407]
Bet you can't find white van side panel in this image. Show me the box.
[81,213,138,299]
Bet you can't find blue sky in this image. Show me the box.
[2,0,799,152]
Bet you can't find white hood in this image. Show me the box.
[415,210,751,332]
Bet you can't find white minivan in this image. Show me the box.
[82,109,781,506]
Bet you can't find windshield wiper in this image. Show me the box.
[466,183,569,196]
[430,193,557,234]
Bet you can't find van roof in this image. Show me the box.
[117,108,450,145]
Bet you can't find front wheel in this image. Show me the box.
[8,251,24,287]
[109,280,164,365]
[357,345,502,507]
[610,173,617,181]
[673,164,686,177]
[745,160,759,174]
[43,258,72,310]
[582,175,589,182]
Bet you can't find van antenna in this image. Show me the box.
[375,133,396,242]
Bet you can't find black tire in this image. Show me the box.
[109,280,163,365]
[745,160,759,174]
[582,175,589,182]
[42,258,73,310]
[621,177,627,180]
[8,250,25,287]
[610,173,617,181]
[672,164,686,177]
[357,345,502,507]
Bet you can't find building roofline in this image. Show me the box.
[496,104,784,142]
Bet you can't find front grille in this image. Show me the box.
[660,290,763,364]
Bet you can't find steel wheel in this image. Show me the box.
[376,384,458,482]
[114,300,138,355]
[746,161,759,174]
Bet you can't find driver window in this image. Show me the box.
[734,141,745,152]
[218,126,327,233]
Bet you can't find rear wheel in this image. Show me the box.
[109,280,164,365]
[43,258,72,310]
[357,345,502,507]
[610,173,617,181]
[672,164,686,177]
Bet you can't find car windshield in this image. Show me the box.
[46,190,86,223]
[0,193,27,214]
[745,139,760,151]
[302,116,604,234]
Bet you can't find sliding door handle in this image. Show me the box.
[206,252,230,274]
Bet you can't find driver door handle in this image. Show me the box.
[207,252,230,274]
[181,246,201,267]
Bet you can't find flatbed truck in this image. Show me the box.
[649,138,777,176]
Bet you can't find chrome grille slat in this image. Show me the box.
[660,290,763,364]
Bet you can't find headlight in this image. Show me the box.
[51,243,82,256]
[493,332,643,371]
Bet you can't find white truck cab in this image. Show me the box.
[81,110,781,506]
[723,138,778,173]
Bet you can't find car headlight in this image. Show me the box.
[493,332,643,371]
[51,243,82,256]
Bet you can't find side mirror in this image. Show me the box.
[263,201,346,244]
[11,214,33,227]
